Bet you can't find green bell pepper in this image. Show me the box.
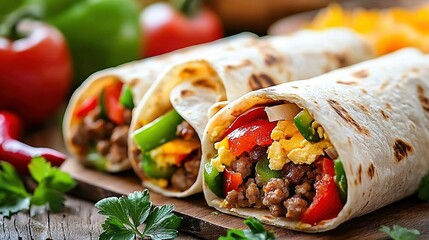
[294,109,320,142]
[141,152,176,179]
[334,158,347,203]
[255,155,281,183]
[86,151,107,172]
[119,85,134,109]
[132,109,184,151]
[24,0,141,87]
[204,162,223,198]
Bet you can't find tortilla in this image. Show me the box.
[62,33,256,172]
[129,28,374,197]
[201,48,429,231]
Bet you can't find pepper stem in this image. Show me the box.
[0,7,40,39]
[170,0,200,17]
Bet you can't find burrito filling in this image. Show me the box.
[204,103,347,225]
[132,110,201,191]
[70,81,134,170]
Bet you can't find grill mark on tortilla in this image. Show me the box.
[264,54,283,66]
[417,85,429,112]
[180,67,197,78]
[180,89,194,98]
[362,200,370,210]
[385,103,393,111]
[356,103,369,113]
[225,59,252,70]
[129,78,139,87]
[352,69,369,78]
[325,52,347,67]
[249,73,277,90]
[327,99,370,136]
[367,163,375,179]
[336,80,358,85]
[393,139,413,162]
[361,89,368,94]
[379,80,389,91]
[192,79,217,90]
[358,165,362,184]
[380,110,389,120]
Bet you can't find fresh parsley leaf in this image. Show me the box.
[417,172,429,202]
[95,190,182,240]
[0,161,31,217]
[28,157,76,212]
[219,217,276,240]
[380,225,420,240]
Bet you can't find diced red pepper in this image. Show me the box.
[76,97,98,118]
[223,106,268,137]
[223,168,243,197]
[227,120,277,156]
[104,82,125,125]
[301,157,343,225]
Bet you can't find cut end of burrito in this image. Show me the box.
[202,48,429,232]
[203,101,346,230]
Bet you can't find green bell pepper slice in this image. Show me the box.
[141,151,176,179]
[119,85,134,109]
[255,155,281,183]
[334,158,347,203]
[24,0,140,87]
[294,109,320,142]
[204,162,223,198]
[132,109,183,151]
[86,151,107,172]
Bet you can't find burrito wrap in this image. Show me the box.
[202,48,429,231]
[129,28,374,197]
[63,33,256,172]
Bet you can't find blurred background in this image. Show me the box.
[0,0,428,129]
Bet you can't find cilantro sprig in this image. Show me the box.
[380,225,420,240]
[219,217,276,240]
[0,157,76,217]
[95,190,182,240]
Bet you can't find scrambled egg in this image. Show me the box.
[211,138,236,172]
[150,139,200,168]
[268,120,334,169]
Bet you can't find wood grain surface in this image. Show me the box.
[17,121,429,240]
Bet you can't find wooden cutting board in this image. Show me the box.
[26,121,429,239]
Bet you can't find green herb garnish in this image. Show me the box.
[380,225,420,240]
[0,157,76,217]
[219,217,276,240]
[95,190,182,240]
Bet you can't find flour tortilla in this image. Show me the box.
[62,33,256,172]
[202,48,429,232]
[129,28,374,197]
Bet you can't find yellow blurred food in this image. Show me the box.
[309,3,429,55]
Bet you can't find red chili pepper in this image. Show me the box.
[227,120,277,156]
[76,97,98,118]
[223,106,267,137]
[301,157,343,225]
[223,168,243,197]
[0,111,66,174]
[104,82,125,125]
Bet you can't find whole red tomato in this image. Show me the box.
[141,1,223,57]
[0,19,72,127]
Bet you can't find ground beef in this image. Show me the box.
[176,121,197,140]
[110,125,129,147]
[232,155,252,178]
[295,182,315,201]
[244,179,260,205]
[71,122,90,151]
[262,178,290,206]
[123,108,132,125]
[283,162,312,185]
[284,196,309,220]
[224,188,251,208]
[96,140,110,155]
[171,151,201,191]
[248,146,267,163]
[107,143,127,164]
[268,204,286,217]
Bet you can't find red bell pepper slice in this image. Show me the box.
[301,157,343,225]
[223,106,268,138]
[104,82,125,125]
[227,120,277,156]
[223,168,243,197]
[76,97,98,118]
